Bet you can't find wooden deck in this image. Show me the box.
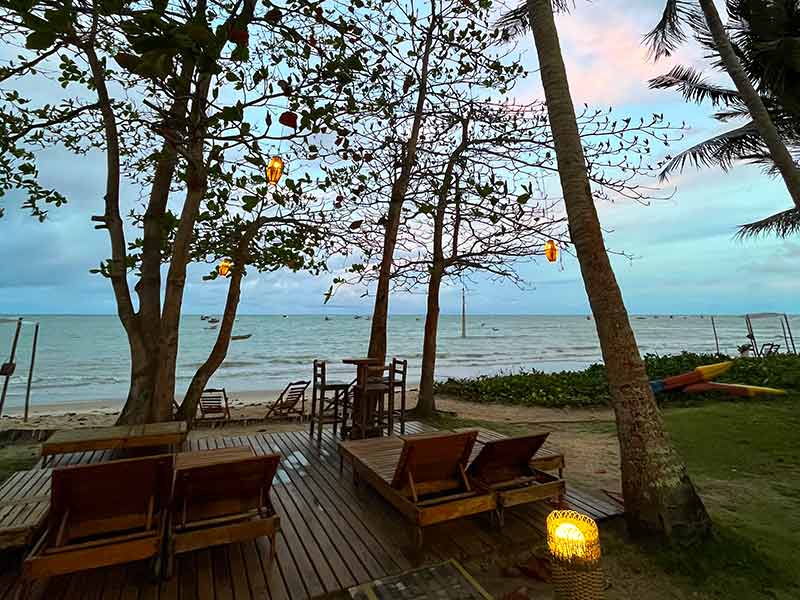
[0,422,622,599]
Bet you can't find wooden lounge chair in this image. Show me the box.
[339,431,495,548]
[166,451,281,577]
[466,433,565,526]
[265,380,310,421]
[197,388,232,422]
[22,455,173,583]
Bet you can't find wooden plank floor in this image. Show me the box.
[0,423,622,599]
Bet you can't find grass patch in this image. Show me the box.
[435,352,800,408]
[0,443,39,483]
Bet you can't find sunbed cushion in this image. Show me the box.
[466,433,550,486]
[390,431,477,490]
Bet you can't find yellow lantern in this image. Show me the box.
[546,510,601,564]
[544,239,558,263]
[218,258,233,277]
[266,156,284,185]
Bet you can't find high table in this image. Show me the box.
[341,357,387,439]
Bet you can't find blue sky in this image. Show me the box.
[1,1,797,316]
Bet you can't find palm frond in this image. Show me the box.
[649,65,744,107]
[736,207,800,238]
[658,121,763,181]
[494,0,574,41]
[643,0,695,60]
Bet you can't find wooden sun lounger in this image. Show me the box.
[339,431,496,548]
[22,455,174,585]
[197,388,232,422]
[0,468,52,551]
[166,448,281,578]
[453,426,565,477]
[265,380,310,421]
[40,422,188,465]
[466,433,565,526]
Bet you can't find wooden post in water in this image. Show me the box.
[711,316,720,355]
[0,318,23,417]
[24,322,39,423]
[461,287,466,338]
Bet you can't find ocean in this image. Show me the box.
[0,314,797,409]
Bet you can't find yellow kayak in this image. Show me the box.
[683,382,787,397]
[694,361,734,381]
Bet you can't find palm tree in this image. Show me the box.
[646,0,800,237]
[501,0,712,542]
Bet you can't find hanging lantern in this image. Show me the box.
[546,510,604,599]
[218,258,233,277]
[544,239,558,263]
[266,156,284,185]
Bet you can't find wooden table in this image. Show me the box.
[342,357,386,439]
[41,421,188,465]
[175,446,255,471]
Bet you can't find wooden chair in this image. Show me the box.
[265,380,310,421]
[22,455,173,583]
[466,433,565,527]
[387,358,408,434]
[310,361,350,445]
[166,451,281,578]
[197,388,232,422]
[339,431,495,548]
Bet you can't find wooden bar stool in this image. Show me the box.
[355,364,391,438]
[310,360,350,446]
[387,357,408,434]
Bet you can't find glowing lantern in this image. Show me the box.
[544,240,558,263]
[547,510,603,598]
[266,156,284,185]
[218,258,233,277]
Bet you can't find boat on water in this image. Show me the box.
[231,334,252,341]
[207,318,220,324]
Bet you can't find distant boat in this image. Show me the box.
[354,315,361,320]
[200,315,210,321]
[324,316,330,321]
[231,334,252,341]
[208,318,220,324]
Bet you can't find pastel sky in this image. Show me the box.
[1,1,797,316]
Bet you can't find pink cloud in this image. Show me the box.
[515,4,704,106]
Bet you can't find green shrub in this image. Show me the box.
[433,352,800,408]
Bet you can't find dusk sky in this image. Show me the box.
[1,1,797,317]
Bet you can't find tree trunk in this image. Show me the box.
[697,0,800,209]
[367,0,438,364]
[417,120,469,416]
[417,264,443,415]
[528,0,711,542]
[177,219,261,424]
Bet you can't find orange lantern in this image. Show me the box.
[544,240,558,263]
[218,258,233,277]
[266,156,284,185]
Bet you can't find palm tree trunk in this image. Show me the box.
[417,264,443,415]
[527,0,711,542]
[697,0,800,209]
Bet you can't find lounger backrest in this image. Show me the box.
[277,381,309,409]
[466,433,550,485]
[199,388,228,416]
[173,453,281,523]
[49,454,173,543]
[390,431,477,491]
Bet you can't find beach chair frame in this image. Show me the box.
[22,455,173,581]
[339,431,495,549]
[466,433,565,527]
[265,380,310,421]
[197,388,232,422]
[166,452,281,578]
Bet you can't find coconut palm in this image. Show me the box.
[646,0,800,237]
[499,0,712,542]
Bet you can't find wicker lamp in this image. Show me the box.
[546,510,604,599]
